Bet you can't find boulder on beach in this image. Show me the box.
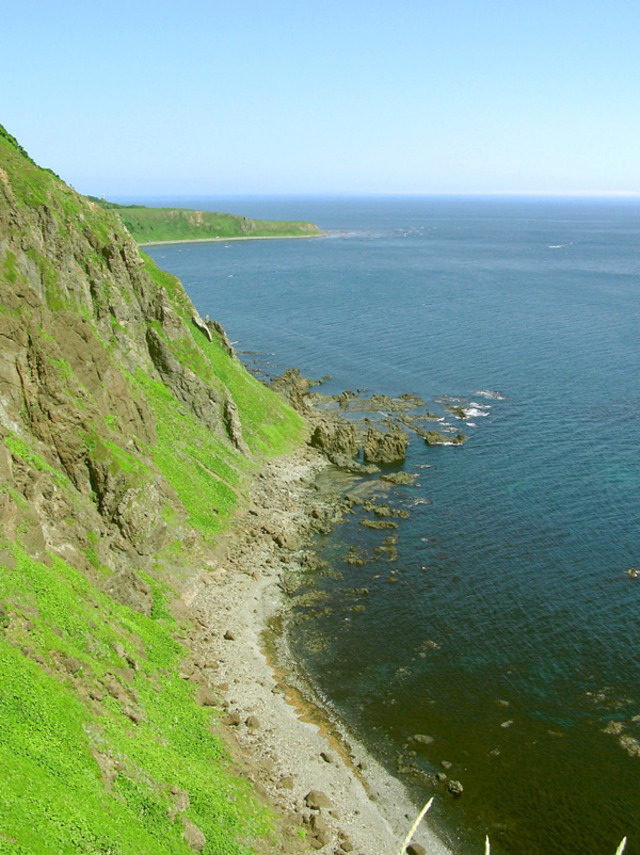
[305,790,332,810]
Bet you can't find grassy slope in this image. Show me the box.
[0,125,305,853]
[90,198,322,244]
[138,253,304,536]
[0,548,270,855]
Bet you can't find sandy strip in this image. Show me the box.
[139,233,324,246]
[186,444,455,855]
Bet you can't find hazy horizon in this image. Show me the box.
[3,1,639,198]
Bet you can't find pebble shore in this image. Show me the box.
[183,443,454,855]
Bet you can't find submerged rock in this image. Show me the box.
[448,780,464,796]
[411,733,434,747]
[380,471,417,485]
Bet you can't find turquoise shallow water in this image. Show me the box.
[145,196,640,855]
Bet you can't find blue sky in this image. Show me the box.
[2,0,639,197]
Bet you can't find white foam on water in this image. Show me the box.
[476,389,507,401]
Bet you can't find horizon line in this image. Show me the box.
[107,190,640,200]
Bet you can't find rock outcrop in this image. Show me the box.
[362,425,409,464]
[270,367,313,412]
[0,122,301,597]
[310,420,358,459]
[0,124,311,855]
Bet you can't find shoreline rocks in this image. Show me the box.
[187,444,453,855]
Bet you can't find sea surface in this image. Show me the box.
[144,196,640,855]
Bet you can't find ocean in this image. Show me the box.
[144,195,640,855]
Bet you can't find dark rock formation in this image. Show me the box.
[310,420,358,459]
[424,430,467,446]
[146,327,225,435]
[270,367,312,412]
[102,567,153,616]
[206,316,237,358]
[362,425,409,464]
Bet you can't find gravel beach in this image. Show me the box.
[184,444,454,855]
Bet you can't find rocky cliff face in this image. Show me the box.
[0,125,302,603]
[0,125,306,853]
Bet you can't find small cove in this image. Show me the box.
[145,195,640,855]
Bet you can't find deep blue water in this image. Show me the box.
[145,196,640,855]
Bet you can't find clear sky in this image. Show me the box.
[2,0,639,197]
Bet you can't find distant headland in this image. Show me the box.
[87,196,323,244]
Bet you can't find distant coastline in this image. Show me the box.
[87,195,323,244]
[139,232,324,246]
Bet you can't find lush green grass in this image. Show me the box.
[0,126,119,245]
[0,124,308,853]
[142,252,305,456]
[0,546,273,854]
[90,200,322,244]
[131,369,244,535]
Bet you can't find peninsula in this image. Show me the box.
[88,197,323,244]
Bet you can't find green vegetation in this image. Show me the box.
[132,369,243,535]
[0,124,308,853]
[88,197,323,244]
[0,546,272,854]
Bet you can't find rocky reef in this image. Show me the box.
[270,368,468,477]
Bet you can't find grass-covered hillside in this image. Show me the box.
[0,123,305,854]
[89,198,322,244]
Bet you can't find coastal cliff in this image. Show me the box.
[0,125,454,855]
[0,124,307,853]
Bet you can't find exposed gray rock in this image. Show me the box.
[310,420,358,459]
[182,817,206,852]
[146,327,225,435]
[223,388,250,456]
[271,367,312,411]
[153,287,184,339]
[171,788,190,812]
[424,430,466,446]
[196,687,217,707]
[206,317,237,358]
